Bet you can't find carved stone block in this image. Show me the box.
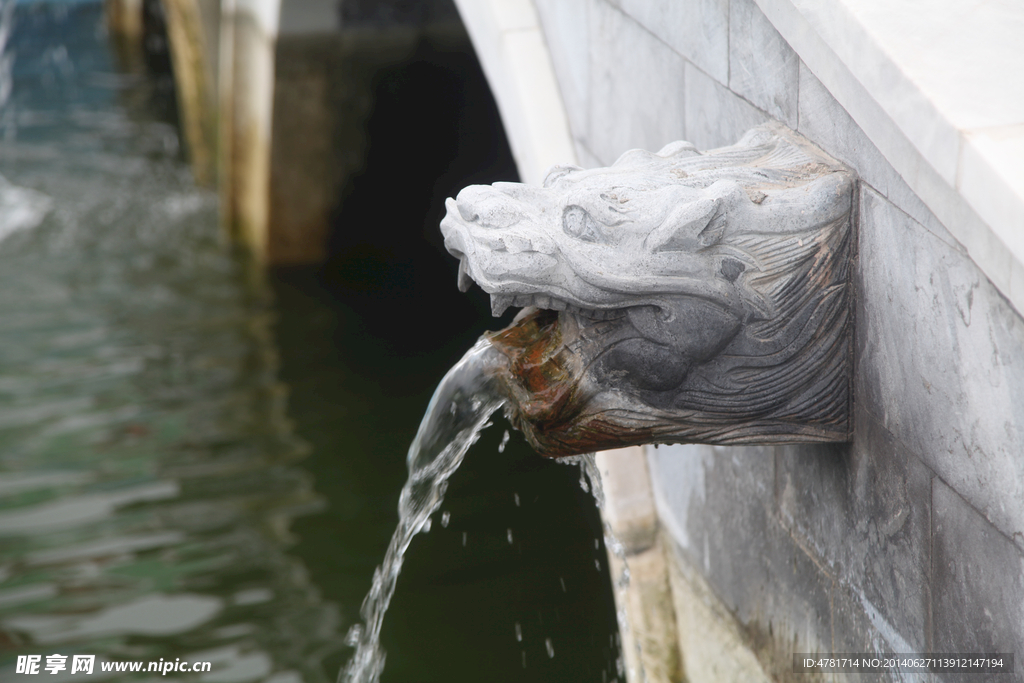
[441,123,855,457]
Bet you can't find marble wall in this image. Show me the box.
[532,0,1024,680]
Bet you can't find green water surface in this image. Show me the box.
[0,4,621,681]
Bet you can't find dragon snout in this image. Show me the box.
[455,185,527,229]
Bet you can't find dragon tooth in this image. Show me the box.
[513,295,533,307]
[548,298,567,311]
[491,294,513,317]
[458,259,473,292]
[533,295,552,309]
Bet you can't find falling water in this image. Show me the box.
[340,337,508,683]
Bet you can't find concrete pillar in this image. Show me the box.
[262,0,344,263]
[218,0,278,260]
[106,0,144,42]
[105,0,146,75]
[160,0,218,185]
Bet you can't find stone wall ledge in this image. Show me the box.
[755,0,1024,316]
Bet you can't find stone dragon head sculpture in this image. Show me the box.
[441,123,855,457]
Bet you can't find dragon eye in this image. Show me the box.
[562,205,601,242]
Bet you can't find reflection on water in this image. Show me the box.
[0,2,340,679]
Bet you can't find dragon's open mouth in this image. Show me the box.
[488,292,627,320]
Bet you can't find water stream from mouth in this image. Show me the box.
[340,338,508,683]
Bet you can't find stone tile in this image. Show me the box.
[829,584,909,683]
[954,212,1013,304]
[776,409,932,652]
[683,62,768,151]
[587,1,687,164]
[797,63,958,251]
[650,444,833,677]
[932,478,1024,662]
[856,186,1024,547]
[533,0,592,147]
[646,444,713,555]
[650,445,777,600]
[610,0,729,86]
[728,0,798,129]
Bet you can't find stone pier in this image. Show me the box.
[108,0,469,264]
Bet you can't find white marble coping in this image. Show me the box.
[452,0,578,185]
[756,0,1024,314]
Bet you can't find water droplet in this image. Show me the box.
[422,518,432,533]
[555,453,604,506]
[604,523,626,559]
[441,511,450,527]
[513,492,520,507]
[616,608,629,632]
[545,637,555,658]
[498,429,510,453]
[559,577,566,593]
[521,652,527,669]
[617,564,631,589]
[514,622,522,642]
[462,531,467,547]
[595,559,601,571]
[507,528,513,544]
[449,401,457,416]
[594,538,600,549]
